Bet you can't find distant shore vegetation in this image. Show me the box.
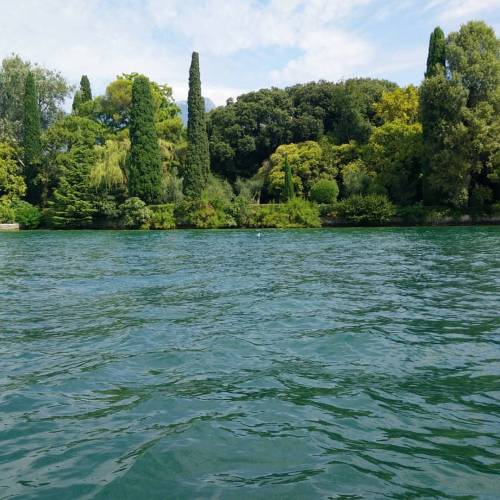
[0,21,499,229]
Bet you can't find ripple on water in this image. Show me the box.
[1,227,499,498]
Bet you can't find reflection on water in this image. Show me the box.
[1,227,499,498]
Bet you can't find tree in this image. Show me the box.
[420,21,500,208]
[183,52,210,197]
[97,74,182,141]
[0,55,71,143]
[72,75,92,113]
[373,86,420,125]
[46,116,104,226]
[128,75,162,204]
[281,156,294,202]
[260,141,337,199]
[80,75,92,102]
[23,72,42,203]
[0,142,26,200]
[365,121,423,205]
[425,27,446,78]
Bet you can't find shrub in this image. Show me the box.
[13,200,41,228]
[246,199,321,228]
[149,204,176,229]
[337,194,395,224]
[309,179,339,204]
[119,197,151,229]
[0,197,16,223]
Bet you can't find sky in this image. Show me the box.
[1,0,499,105]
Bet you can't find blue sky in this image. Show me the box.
[1,0,499,104]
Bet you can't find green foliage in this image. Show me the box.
[184,52,210,197]
[149,203,176,229]
[235,175,264,203]
[365,121,423,205]
[0,197,16,223]
[90,139,127,190]
[46,116,104,227]
[447,21,500,106]
[247,199,321,228]
[282,156,295,202]
[72,75,92,113]
[261,141,337,199]
[374,86,420,124]
[337,194,396,224]
[160,166,184,203]
[23,72,42,202]
[119,197,151,228]
[207,79,396,181]
[421,21,500,209]
[128,75,162,204]
[0,142,26,199]
[425,27,446,78]
[0,54,71,143]
[341,159,378,197]
[310,179,339,204]
[12,200,41,228]
[97,74,181,136]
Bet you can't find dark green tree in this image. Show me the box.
[183,51,210,197]
[72,75,92,113]
[425,27,446,78]
[282,155,294,202]
[23,71,42,203]
[128,75,162,204]
[80,75,92,102]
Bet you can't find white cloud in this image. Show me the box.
[0,0,498,105]
[423,0,500,21]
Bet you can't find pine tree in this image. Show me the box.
[23,71,42,203]
[425,27,446,78]
[282,156,294,202]
[183,51,210,197]
[128,75,162,204]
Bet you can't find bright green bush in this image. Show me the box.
[309,179,339,204]
[0,197,16,223]
[119,197,151,228]
[246,199,321,228]
[13,200,41,228]
[149,203,176,229]
[337,194,395,224]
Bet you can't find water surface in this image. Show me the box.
[1,228,499,498]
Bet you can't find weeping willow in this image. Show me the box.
[90,140,128,189]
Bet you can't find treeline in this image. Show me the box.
[0,20,499,229]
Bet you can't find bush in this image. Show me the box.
[246,199,321,228]
[0,197,16,223]
[149,204,176,229]
[337,194,396,224]
[309,179,339,204]
[119,197,151,229]
[13,200,41,229]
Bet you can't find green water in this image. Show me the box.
[1,227,499,499]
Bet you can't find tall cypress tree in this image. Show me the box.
[72,75,92,113]
[183,51,210,197]
[425,27,446,78]
[80,75,92,102]
[282,156,294,202]
[128,75,162,204]
[23,71,42,203]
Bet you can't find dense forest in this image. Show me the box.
[0,20,499,229]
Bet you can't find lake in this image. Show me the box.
[1,228,499,498]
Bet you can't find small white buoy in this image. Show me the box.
[257,232,261,237]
